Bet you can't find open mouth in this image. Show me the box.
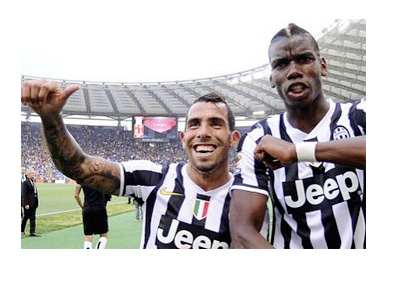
[194,144,216,153]
[287,82,309,97]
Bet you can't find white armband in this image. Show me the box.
[295,142,317,162]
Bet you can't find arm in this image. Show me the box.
[21,181,29,209]
[315,136,365,168]
[74,184,83,209]
[230,191,274,249]
[21,79,121,195]
[254,135,366,170]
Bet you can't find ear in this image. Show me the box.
[230,130,241,149]
[320,57,328,77]
[269,74,275,88]
[179,131,186,149]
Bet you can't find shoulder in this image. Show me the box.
[336,98,366,112]
[120,160,163,173]
[240,114,281,145]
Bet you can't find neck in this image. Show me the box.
[286,96,330,134]
[186,163,230,191]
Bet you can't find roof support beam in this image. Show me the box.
[216,81,279,114]
[104,89,119,114]
[82,87,92,114]
[160,85,191,108]
[143,86,173,115]
[179,85,203,100]
[125,89,146,114]
[200,85,251,115]
[240,82,282,102]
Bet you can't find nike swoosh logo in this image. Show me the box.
[160,188,184,196]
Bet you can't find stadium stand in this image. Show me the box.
[21,122,189,181]
[21,20,365,121]
[21,19,365,182]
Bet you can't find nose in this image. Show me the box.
[196,123,212,139]
[286,60,303,80]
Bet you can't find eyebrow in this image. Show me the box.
[186,116,226,125]
[271,51,316,64]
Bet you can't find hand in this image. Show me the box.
[25,205,30,210]
[254,135,296,170]
[21,79,80,118]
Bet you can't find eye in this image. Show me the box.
[297,54,314,64]
[187,119,200,129]
[210,118,224,128]
[272,59,289,69]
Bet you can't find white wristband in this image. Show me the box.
[295,142,317,162]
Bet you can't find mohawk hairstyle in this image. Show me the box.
[191,92,235,131]
[270,23,320,55]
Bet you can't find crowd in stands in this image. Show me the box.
[22,122,239,182]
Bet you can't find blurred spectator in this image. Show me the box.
[21,122,190,181]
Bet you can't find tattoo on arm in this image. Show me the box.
[42,115,121,195]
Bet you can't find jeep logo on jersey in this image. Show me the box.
[156,216,230,249]
[282,168,362,214]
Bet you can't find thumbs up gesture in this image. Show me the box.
[21,78,80,118]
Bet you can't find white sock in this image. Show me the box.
[96,237,107,249]
[84,241,92,249]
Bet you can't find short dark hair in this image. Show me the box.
[269,23,320,56]
[191,92,235,131]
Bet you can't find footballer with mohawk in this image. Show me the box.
[230,23,366,249]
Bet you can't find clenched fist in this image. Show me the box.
[254,134,297,170]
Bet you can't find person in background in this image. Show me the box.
[21,167,27,218]
[74,183,109,249]
[133,197,142,221]
[21,168,41,237]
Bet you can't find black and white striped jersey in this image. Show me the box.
[118,161,232,249]
[232,99,366,249]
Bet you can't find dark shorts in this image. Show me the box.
[82,206,108,235]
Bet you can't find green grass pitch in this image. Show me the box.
[21,183,142,249]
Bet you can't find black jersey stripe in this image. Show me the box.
[321,206,341,249]
[125,170,164,187]
[348,189,363,249]
[163,164,185,223]
[234,133,249,186]
[267,170,277,245]
[142,164,171,248]
[236,132,248,153]
[254,119,272,193]
[295,213,313,249]
[121,164,127,197]
[329,102,342,141]
[349,99,366,136]
[143,189,158,249]
[219,192,231,234]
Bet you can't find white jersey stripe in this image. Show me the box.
[306,210,328,249]
[354,210,366,249]
[332,202,353,248]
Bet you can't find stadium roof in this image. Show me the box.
[21,19,365,122]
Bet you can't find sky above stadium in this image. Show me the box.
[20,0,340,83]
